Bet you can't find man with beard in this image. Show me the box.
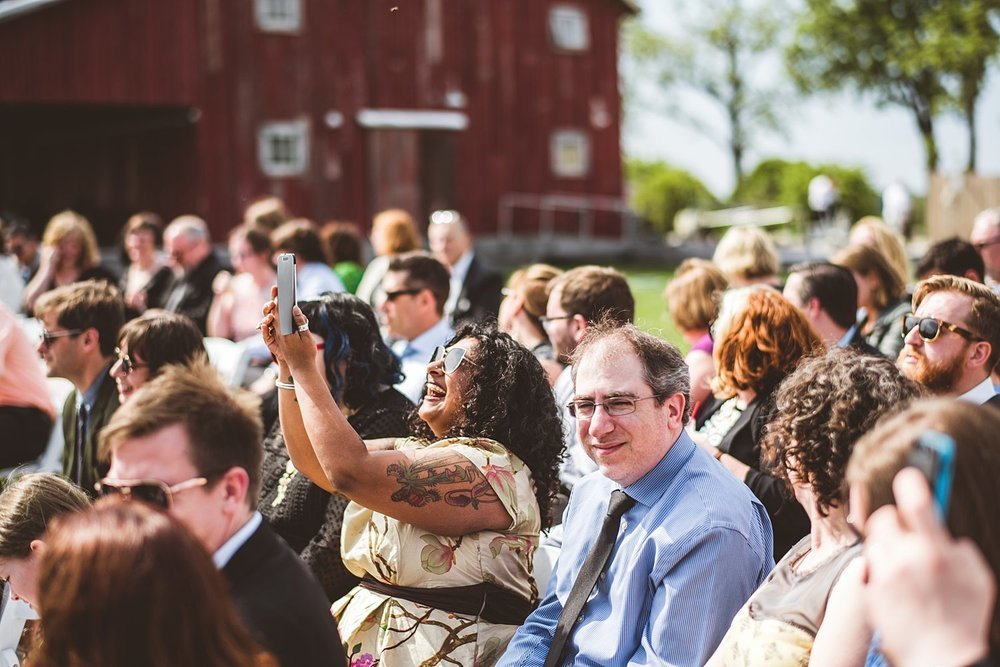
[897,275,1000,409]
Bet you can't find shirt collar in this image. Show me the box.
[212,511,262,569]
[957,376,998,405]
[407,318,453,356]
[450,250,474,285]
[836,323,858,348]
[77,361,114,410]
[623,430,695,508]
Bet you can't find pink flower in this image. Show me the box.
[351,654,375,667]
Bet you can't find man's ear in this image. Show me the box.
[219,467,251,509]
[571,314,588,344]
[968,340,992,371]
[806,297,823,319]
[663,393,687,428]
[79,327,100,353]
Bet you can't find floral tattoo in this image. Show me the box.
[387,456,499,509]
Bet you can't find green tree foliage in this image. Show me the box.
[788,0,1000,175]
[625,1,787,190]
[735,158,881,221]
[627,160,718,234]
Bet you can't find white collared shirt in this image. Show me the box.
[212,510,263,569]
[444,250,474,319]
[392,317,454,404]
[957,376,998,405]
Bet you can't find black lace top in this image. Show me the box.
[258,387,414,603]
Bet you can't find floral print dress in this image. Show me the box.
[332,437,540,667]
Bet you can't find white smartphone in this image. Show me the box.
[276,253,296,335]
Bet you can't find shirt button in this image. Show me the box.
[621,520,628,531]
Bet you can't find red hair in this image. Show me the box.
[713,288,823,397]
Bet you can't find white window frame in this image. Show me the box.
[258,120,310,178]
[550,129,590,178]
[254,0,302,34]
[548,5,590,52]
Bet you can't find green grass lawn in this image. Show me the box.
[616,266,685,350]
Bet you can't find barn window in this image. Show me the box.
[549,5,589,52]
[550,130,590,178]
[258,121,309,177]
[255,0,302,33]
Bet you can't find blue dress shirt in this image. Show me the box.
[499,432,774,667]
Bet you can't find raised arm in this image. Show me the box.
[260,295,512,537]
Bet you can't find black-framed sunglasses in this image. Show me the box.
[567,395,662,419]
[39,328,84,346]
[901,314,980,343]
[383,288,423,302]
[113,347,149,375]
[429,345,478,374]
[95,474,216,509]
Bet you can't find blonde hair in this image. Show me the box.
[506,264,563,320]
[0,473,89,559]
[833,244,907,312]
[664,258,729,333]
[712,227,779,284]
[370,209,420,256]
[42,210,101,270]
[849,216,911,284]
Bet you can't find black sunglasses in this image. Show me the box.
[383,288,423,302]
[39,328,84,346]
[901,314,980,343]
[429,345,478,374]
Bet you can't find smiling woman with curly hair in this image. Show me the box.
[707,348,922,667]
[261,296,562,667]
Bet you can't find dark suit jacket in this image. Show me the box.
[157,252,226,334]
[985,393,1000,411]
[451,254,503,329]
[695,390,810,561]
[222,520,347,667]
[61,373,119,496]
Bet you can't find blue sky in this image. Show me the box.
[623,1,1000,199]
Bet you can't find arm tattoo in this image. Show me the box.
[387,456,500,509]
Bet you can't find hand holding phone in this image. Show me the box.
[276,253,296,335]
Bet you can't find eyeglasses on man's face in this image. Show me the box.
[429,345,478,374]
[901,314,980,343]
[112,347,149,375]
[39,328,84,346]
[539,314,573,327]
[567,395,662,419]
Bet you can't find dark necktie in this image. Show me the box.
[544,489,636,667]
[75,403,89,486]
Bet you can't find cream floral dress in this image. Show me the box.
[332,437,540,667]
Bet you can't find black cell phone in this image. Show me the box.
[904,430,956,518]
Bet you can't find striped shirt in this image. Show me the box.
[499,432,774,666]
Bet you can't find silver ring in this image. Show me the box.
[296,322,310,333]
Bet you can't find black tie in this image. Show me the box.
[74,404,89,486]
[544,489,636,667]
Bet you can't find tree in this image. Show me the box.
[931,1,1000,172]
[787,0,1000,176]
[626,159,718,234]
[625,1,787,192]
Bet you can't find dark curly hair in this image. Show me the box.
[299,293,404,409]
[409,323,563,529]
[761,348,923,515]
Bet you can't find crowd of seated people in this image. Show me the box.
[0,201,999,667]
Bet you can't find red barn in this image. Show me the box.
[0,0,634,245]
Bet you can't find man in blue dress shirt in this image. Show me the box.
[500,323,774,666]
